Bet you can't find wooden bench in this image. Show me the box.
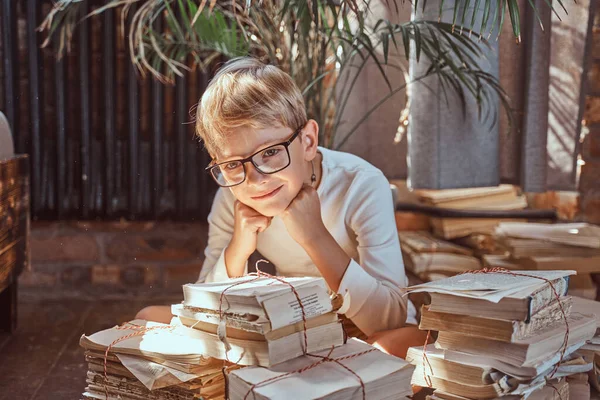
[0,155,30,333]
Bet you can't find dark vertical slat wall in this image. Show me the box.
[103,8,116,217]
[1,1,18,147]
[26,0,42,216]
[0,1,215,221]
[151,17,165,219]
[79,1,92,218]
[53,30,67,218]
[176,74,187,220]
[198,69,211,217]
[127,6,140,218]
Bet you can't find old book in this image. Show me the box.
[419,296,573,342]
[572,296,600,326]
[182,276,333,330]
[515,256,600,274]
[496,222,600,248]
[441,343,586,379]
[481,254,523,270]
[409,271,572,321]
[81,334,232,400]
[80,319,345,368]
[84,350,209,375]
[228,338,414,400]
[84,371,225,400]
[401,243,481,278]
[435,313,597,367]
[415,187,526,240]
[499,237,600,258]
[431,218,513,240]
[412,365,547,399]
[407,345,587,386]
[454,233,504,256]
[427,379,569,400]
[400,231,473,255]
[173,305,339,341]
[407,347,494,387]
[415,185,519,206]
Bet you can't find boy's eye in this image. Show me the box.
[225,161,242,170]
[262,148,280,158]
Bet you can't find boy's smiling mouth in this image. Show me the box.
[251,185,283,200]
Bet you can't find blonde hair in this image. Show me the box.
[195,57,307,156]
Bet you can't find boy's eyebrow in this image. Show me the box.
[217,136,289,162]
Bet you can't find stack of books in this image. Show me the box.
[172,276,345,367]
[495,222,600,299]
[404,270,597,399]
[79,274,418,399]
[228,338,415,399]
[414,185,527,239]
[80,320,236,400]
[173,276,417,399]
[399,231,481,282]
[572,296,600,393]
[454,233,505,257]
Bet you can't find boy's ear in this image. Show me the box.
[302,119,319,161]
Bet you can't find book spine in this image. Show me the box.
[513,298,572,340]
[526,277,569,323]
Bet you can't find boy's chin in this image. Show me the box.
[251,199,291,218]
[254,204,286,218]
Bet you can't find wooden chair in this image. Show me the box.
[0,112,30,333]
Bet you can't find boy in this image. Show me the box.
[137,57,425,358]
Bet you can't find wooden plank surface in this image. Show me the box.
[0,295,179,400]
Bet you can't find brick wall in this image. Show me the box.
[19,221,208,296]
[581,11,600,224]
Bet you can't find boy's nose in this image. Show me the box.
[245,162,267,185]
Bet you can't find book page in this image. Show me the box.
[185,276,325,298]
[496,222,600,248]
[116,353,200,390]
[406,270,575,302]
[231,339,411,398]
[82,320,213,357]
[572,296,600,327]
[260,285,333,330]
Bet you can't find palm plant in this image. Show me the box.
[39,0,565,148]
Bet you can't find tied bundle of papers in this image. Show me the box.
[494,223,600,297]
[227,338,415,400]
[414,185,527,239]
[571,296,600,393]
[171,276,345,367]
[79,320,236,400]
[399,231,481,282]
[404,270,597,399]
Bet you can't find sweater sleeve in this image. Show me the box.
[197,188,248,283]
[336,171,413,336]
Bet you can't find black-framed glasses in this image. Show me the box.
[206,125,304,187]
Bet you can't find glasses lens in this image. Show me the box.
[211,161,245,187]
[252,145,289,173]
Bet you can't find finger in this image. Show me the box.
[247,216,270,232]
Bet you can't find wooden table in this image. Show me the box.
[0,155,30,333]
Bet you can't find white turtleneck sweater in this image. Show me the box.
[197,147,417,335]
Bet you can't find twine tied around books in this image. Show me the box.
[218,259,371,400]
[420,267,570,396]
[102,323,175,398]
[242,346,377,400]
[217,259,309,359]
